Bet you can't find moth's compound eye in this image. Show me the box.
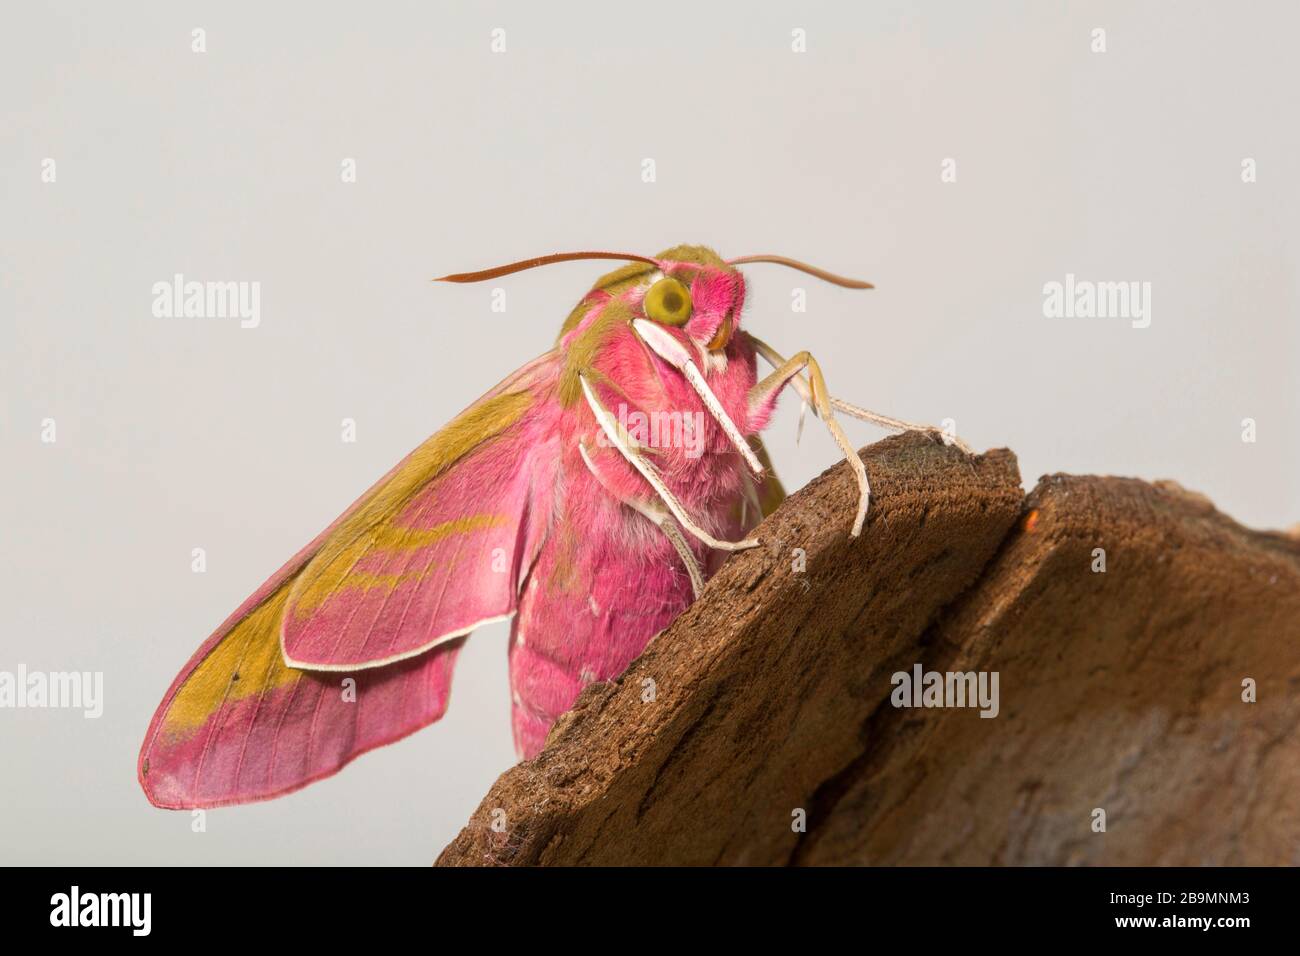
[643,277,692,326]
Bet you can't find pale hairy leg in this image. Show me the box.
[748,349,871,537]
[631,318,764,474]
[579,372,760,551]
[747,333,974,455]
[577,440,705,598]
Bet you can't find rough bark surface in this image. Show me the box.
[437,432,1300,866]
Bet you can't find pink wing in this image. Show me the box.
[279,413,553,670]
[139,353,560,808]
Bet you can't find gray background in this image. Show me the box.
[2,1,1296,864]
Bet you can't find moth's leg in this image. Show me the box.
[747,333,973,455]
[630,319,764,474]
[748,350,871,537]
[578,441,705,597]
[828,397,974,455]
[657,519,705,598]
[578,373,759,551]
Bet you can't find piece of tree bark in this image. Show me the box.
[438,433,1023,865]
[437,432,1300,865]
[795,473,1300,865]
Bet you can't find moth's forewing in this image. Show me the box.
[281,387,551,670]
[141,587,462,808]
[139,352,561,808]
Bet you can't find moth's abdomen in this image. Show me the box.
[506,326,763,758]
[506,460,702,759]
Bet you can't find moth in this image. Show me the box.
[138,244,965,809]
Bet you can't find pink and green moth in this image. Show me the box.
[138,244,967,809]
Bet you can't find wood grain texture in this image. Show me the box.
[797,473,1300,865]
[438,432,1300,865]
[438,432,1023,865]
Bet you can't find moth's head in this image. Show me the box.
[593,245,744,353]
[436,246,870,354]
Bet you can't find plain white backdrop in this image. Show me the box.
[2,2,1296,863]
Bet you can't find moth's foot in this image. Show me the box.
[848,463,870,538]
[926,426,973,455]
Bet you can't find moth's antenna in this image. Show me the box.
[435,251,660,283]
[727,255,873,289]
